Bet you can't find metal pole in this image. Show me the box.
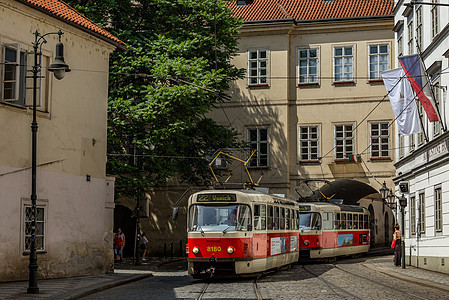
[27,31,40,294]
[401,207,406,269]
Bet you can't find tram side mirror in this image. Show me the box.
[172,207,179,221]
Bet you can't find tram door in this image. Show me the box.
[368,204,375,247]
[253,204,267,261]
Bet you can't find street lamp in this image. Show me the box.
[27,30,70,294]
[380,181,389,201]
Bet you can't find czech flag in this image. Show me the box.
[398,54,439,122]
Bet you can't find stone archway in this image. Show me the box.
[114,205,136,258]
[368,204,375,247]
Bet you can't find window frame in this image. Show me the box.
[370,122,390,159]
[410,196,416,235]
[22,200,47,254]
[407,20,414,54]
[247,127,269,168]
[368,44,389,80]
[247,49,269,86]
[418,192,425,234]
[399,134,404,158]
[435,187,442,233]
[299,125,319,161]
[431,0,439,38]
[333,45,354,82]
[334,124,355,160]
[298,48,319,84]
[416,5,423,51]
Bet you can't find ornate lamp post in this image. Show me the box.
[27,30,70,294]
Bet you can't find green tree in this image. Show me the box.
[66,0,245,197]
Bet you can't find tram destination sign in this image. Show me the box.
[197,194,237,202]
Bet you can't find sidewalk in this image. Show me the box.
[363,256,449,293]
[0,257,182,300]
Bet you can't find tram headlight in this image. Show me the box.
[227,246,235,254]
[192,247,200,254]
[304,240,310,246]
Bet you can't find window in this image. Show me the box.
[409,134,415,152]
[359,214,363,229]
[254,204,266,230]
[334,46,354,82]
[364,215,369,229]
[285,208,290,230]
[416,6,423,51]
[24,205,45,251]
[267,205,274,230]
[347,213,353,229]
[399,134,404,158]
[274,206,279,230]
[433,83,441,136]
[398,33,403,57]
[1,44,48,109]
[247,128,269,167]
[417,102,425,145]
[419,193,425,234]
[341,213,347,229]
[323,212,333,230]
[335,212,340,229]
[408,21,414,54]
[435,188,442,232]
[248,49,268,85]
[335,124,354,159]
[410,196,416,235]
[299,126,319,161]
[353,214,358,230]
[280,207,285,230]
[431,0,439,38]
[370,122,390,158]
[298,48,318,83]
[369,44,389,80]
[299,212,321,230]
[1,45,27,106]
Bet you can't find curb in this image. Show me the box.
[63,273,153,300]
[362,263,449,293]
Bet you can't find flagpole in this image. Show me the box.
[415,41,447,132]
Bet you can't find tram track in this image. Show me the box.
[301,264,363,300]
[195,276,263,300]
[334,263,428,300]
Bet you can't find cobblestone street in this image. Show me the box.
[79,256,449,300]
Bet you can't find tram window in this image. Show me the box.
[323,212,333,230]
[237,205,252,231]
[359,215,363,229]
[341,213,347,229]
[335,213,341,229]
[268,205,274,230]
[364,214,369,229]
[346,213,350,229]
[280,207,285,230]
[274,207,280,230]
[296,210,300,229]
[254,204,266,230]
[291,209,295,230]
[353,214,358,229]
[299,212,321,230]
[285,208,290,230]
[188,204,242,232]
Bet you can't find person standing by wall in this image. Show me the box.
[113,231,123,263]
[117,228,125,263]
[393,223,402,267]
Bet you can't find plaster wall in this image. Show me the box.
[0,0,115,281]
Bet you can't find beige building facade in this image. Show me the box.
[0,0,121,281]
[208,2,397,246]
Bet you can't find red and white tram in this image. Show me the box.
[297,202,370,259]
[186,189,299,278]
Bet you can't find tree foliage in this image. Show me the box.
[65,0,245,197]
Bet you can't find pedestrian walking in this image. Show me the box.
[393,223,402,267]
[117,228,125,262]
[141,232,149,260]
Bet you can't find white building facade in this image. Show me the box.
[393,0,449,274]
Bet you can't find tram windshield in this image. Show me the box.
[298,212,322,230]
[189,204,252,232]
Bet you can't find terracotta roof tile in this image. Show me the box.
[16,0,124,47]
[230,0,394,23]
